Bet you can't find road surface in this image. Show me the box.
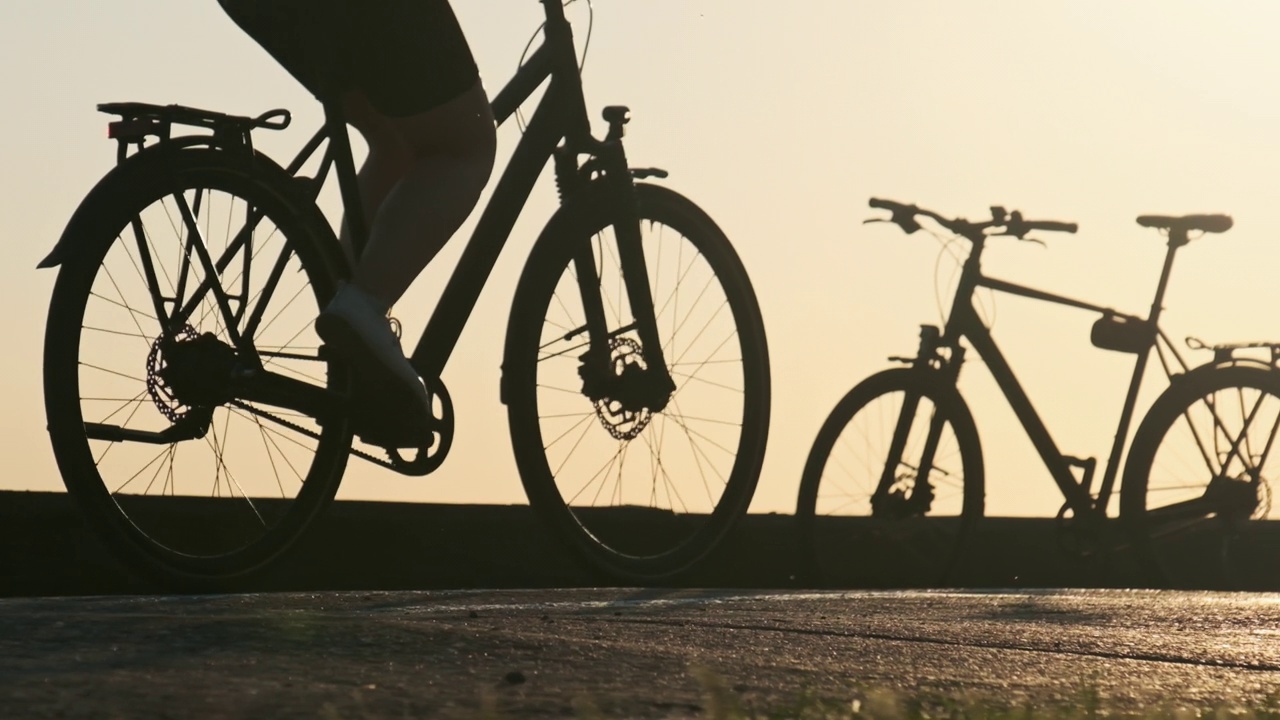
[3,588,1279,718]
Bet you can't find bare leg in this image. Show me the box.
[341,79,496,308]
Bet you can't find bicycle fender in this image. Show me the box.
[37,139,253,269]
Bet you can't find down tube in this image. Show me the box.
[963,320,1096,510]
[408,93,567,378]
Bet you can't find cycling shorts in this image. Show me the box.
[216,0,480,117]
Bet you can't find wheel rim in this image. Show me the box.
[806,387,973,587]
[56,175,346,573]
[528,214,757,563]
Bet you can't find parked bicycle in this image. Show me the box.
[796,198,1277,588]
[39,0,771,588]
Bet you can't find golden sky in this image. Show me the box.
[3,1,1278,516]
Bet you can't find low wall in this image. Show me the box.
[1,491,1275,596]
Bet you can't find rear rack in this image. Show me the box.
[98,102,291,160]
[1187,337,1280,367]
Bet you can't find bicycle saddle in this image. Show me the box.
[1136,214,1233,234]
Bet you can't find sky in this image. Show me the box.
[3,1,1280,517]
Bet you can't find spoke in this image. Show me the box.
[108,442,177,494]
[543,412,596,455]
[538,410,597,421]
[669,299,730,369]
[640,417,693,512]
[659,409,738,458]
[651,410,741,428]
[574,441,624,507]
[536,338,592,363]
[140,444,175,495]
[100,265,155,352]
[80,361,145,384]
[1148,482,1220,493]
[205,421,266,526]
[92,392,150,467]
[663,407,732,485]
[91,389,151,427]
[669,357,742,367]
[537,383,591,398]
[82,325,152,340]
[669,367,744,396]
[88,291,159,324]
[250,410,289,498]
[609,440,629,507]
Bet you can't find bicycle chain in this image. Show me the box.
[230,400,405,472]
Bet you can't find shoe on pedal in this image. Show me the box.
[315,282,432,448]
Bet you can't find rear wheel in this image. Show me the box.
[505,184,770,581]
[796,368,984,587]
[43,149,351,588]
[1121,364,1280,589]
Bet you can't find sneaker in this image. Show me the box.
[315,282,432,448]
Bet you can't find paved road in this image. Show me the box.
[3,589,1279,718]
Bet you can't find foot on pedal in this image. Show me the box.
[315,282,433,449]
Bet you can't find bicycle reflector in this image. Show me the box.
[107,119,160,141]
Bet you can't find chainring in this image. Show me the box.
[386,379,455,476]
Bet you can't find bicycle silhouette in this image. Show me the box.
[39,0,771,589]
[797,199,1276,588]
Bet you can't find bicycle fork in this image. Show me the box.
[875,327,953,517]
[567,109,676,415]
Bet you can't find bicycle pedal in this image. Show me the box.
[349,394,437,450]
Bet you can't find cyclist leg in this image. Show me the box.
[342,80,496,309]
[314,2,493,447]
[318,81,493,447]
[219,0,494,446]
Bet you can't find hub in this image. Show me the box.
[147,329,239,421]
[579,337,673,441]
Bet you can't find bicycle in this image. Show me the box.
[795,198,1277,589]
[38,0,771,588]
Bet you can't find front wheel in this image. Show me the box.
[505,183,770,581]
[1121,364,1280,590]
[795,368,984,587]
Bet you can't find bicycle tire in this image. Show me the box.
[504,183,770,581]
[1121,363,1280,590]
[795,368,984,588]
[44,147,351,589]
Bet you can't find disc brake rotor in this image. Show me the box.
[593,337,653,441]
[146,325,199,422]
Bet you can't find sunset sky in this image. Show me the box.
[4,1,1279,517]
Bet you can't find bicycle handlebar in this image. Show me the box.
[867,198,1077,242]
[1003,212,1078,238]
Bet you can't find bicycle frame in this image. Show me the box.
[924,232,1193,518]
[273,0,665,386]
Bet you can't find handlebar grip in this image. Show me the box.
[868,198,922,234]
[1026,220,1077,234]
